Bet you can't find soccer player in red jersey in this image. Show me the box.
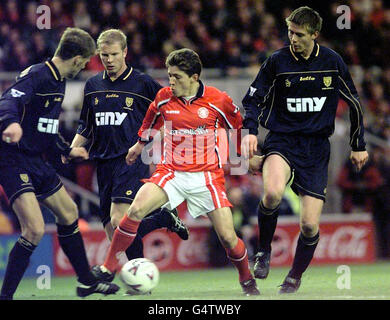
[93,48,259,296]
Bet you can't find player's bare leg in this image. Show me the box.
[208,207,260,296]
[44,186,119,296]
[0,193,43,300]
[13,193,45,244]
[106,202,130,240]
[95,182,168,278]
[279,195,323,294]
[254,154,291,279]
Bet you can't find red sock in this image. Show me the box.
[226,238,253,282]
[103,214,141,272]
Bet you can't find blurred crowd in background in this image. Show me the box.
[1,0,390,258]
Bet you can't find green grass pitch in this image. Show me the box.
[4,262,390,300]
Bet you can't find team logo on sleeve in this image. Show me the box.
[10,88,26,98]
[198,107,209,119]
[19,66,32,78]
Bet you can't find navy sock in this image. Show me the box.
[0,237,37,299]
[288,232,320,280]
[57,220,95,285]
[137,208,171,237]
[124,208,171,260]
[257,201,279,253]
[125,234,144,260]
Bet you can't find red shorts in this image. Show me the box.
[142,167,232,218]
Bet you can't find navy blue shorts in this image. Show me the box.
[0,151,63,205]
[262,132,330,201]
[96,155,150,226]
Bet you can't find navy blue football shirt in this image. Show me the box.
[77,66,162,160]
[242,43,366,151]
[0,60,71,156]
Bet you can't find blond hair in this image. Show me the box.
[97,29,127,51]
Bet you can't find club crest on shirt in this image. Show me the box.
[323,76,332,87]
[198,107,209,119]
[126,97,133,107]
[20,174,29,183]
[322,76,333,90]
[124,97,134,111]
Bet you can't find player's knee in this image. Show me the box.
[263,189,283,208]
[110,215,121,229]
[127,202,146,221]
[300,222,318,237]
[61,201,79,225]
[218,232,237,249]
[22,222,45,244]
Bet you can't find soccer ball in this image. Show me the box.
[119,258,160,295]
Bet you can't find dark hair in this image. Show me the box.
[165,48,202,77]
[54,27,96,60]
[286,6,323,34]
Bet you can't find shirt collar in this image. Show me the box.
[289,42,320,62]
[178,80,205,104]
[103,66,133,82]
[45,60,63,81]
[196,80,205,98]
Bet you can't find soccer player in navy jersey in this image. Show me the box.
[67,29,189,264]
[242,7,369,293]
[0,27,119,299]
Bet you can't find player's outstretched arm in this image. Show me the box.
[126,141,145,165]
[68,147,89,161]
[62,134,90,164]
[350,150,369,172]
[2,122,23,144]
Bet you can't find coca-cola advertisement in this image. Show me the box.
[261,215,376,266]
[51,214,375,275]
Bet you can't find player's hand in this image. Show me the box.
[350,150,369,172]
[248,155,265,174]
[68,147,89,161]
[241,134,258,159]
[61,154,70,164]
[126,142,144,165]
[2,122,23,144]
